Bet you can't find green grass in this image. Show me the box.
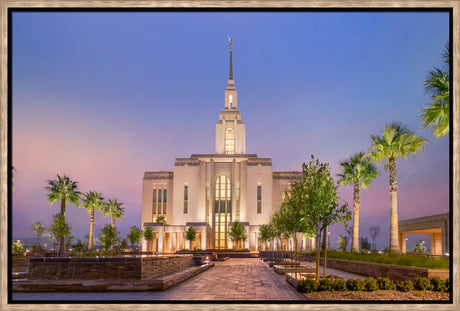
[305,250,449,269]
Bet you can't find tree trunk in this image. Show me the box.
[352,180,360,252]
[323,229,328,278]
[59,197,66,257]
[110,216,115,252]
[88,208,95,251]
[388,158,401,255]
[315,230,321,282]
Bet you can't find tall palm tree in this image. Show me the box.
[102,199,125,228]
[45,174,80,254]
[368,122,428,255]
[337,152,379,252]
[420,42,450,138]
[80,191,104,251]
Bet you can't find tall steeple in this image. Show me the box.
[229,36,233,80]
[225,36,237,109]
[216,36,246,154]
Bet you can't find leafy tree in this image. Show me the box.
[369,122,428,255]
[143,225,156,252]
[30,221,46,250]
[12,240,25,254]
[420,42,450,138]
[337,152,379,252]
[359,236,371,253]
[293,155,351,280]
[369,225,381,251]
[66,235,75,251]
[228,220,247,250]
[185,226,198,250]
[99,224,120,252]
[259,223,273,252]
[127,226,141,252]
[45,174,80,255]
[80,191,105,251]
[119,239,128,251]
[337,235,349,252]
[49,213,71,256]
[156,215,166,223]
[73,239,85,252]
[413,240,427,254]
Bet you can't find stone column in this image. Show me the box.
[158,226,165,253]
[400,232,406,253]
[201,226,207,250]
[210,159,215,249]
[255,232,259,252]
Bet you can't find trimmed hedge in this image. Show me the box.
[395,281,414,292]
[333,279,347,291]
[429,277,446,292]
[376,277,394,290]
[318,278,335,292]
[297,278,318,293]
[413,277,433,291]
[346,278,365,291]
[364,277,379,291]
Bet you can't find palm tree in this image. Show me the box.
[45,174,80,254]
[80,191,104,251]
[102,199,125,228]
[420,42,450,138]
[337,152,379,252]
[102,199,124,252]
[143,226,156,253]
[368,122,428,255]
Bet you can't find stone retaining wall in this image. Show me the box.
[28,256,193,280]
[321,258,449,281]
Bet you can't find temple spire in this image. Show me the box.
[228,35,233,80]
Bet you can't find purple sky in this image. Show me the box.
[12,11,449,250]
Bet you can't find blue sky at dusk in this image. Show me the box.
[12,11,449,250]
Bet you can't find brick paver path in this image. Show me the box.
[13,258,306,301]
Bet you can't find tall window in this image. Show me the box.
[163,189,167,214]
[152,189,157,218]
[214,175,231,249]
[225,128,235,154]
[257,185,262,214]
[184,185,188,214]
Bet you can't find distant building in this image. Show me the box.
[141,40,313,252]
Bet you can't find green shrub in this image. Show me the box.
[364,277,379,291]
[429,277,446,292]
[445,278,450,291]
[318,278,335,291]
[346,278,365,291]
[376,277,394,290]
[297,278,318,293]
[413,277,433,290]
[395,281,414,292]
[333,279,347,291]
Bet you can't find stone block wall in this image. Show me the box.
[28,256,193,280]
[141,256,193,279]
[321,258,449,281]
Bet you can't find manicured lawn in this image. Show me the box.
[318,251,449,269]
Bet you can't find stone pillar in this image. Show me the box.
[210,159,215,249]
[158,226,165,253]
[255,232,259,252]
[400,232,406,253]
[201,226,207,250]
[244,225,250,250]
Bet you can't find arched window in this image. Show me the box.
[229,95,233,108]
[214,175,231,249]
[225,128,235,154]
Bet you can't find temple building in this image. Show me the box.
[141,39,310,252]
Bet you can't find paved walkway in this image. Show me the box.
[13,258,306,301]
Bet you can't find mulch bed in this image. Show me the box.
[302,290,450,301]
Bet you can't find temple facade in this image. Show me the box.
[141,39,311,252]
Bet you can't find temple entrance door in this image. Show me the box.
[214,175,231,249]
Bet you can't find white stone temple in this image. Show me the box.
[141,39,312,252]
